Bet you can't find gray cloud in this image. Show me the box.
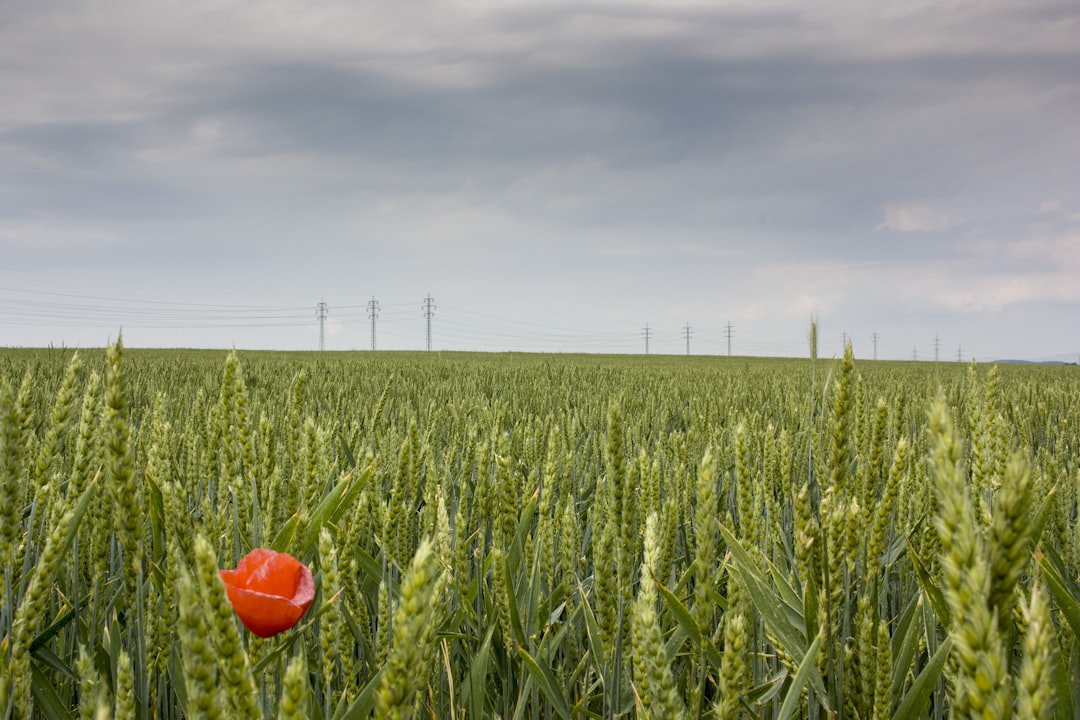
[1,0,1078,357]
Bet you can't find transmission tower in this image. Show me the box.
[316,299,328,351]
[934,335,941,362]
[367,297,380,351]
[642,323,652,354]
[683,323,693,355]
[422,294,436,351]
[725,321,734,356]
[957,345,963,362]
[871,332,879,360]
[912,346,918,361]
[841,331,849,351]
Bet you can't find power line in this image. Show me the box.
[422,294,436,351]
[0,289,312,328]
[434,317,638,350]
[440,305,631,338]
[0,285,308,311]
[367,297,380,351]
[5,285,974,358]
[434,305,639,350]
[316,299,328,351]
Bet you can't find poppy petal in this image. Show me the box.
[222,584,310,637]
[220,549,315,638]
[227,548,303,597]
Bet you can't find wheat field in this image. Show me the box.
[1,341,1077,719]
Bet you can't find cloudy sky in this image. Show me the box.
[2,0,1078,360]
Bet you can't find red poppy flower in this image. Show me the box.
[219,548,315,638]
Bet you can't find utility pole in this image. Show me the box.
[642,324,652,354]
[725,321,734,356]
[683,323,693,355]
[934,335,941,362]
[316,300,328,351]
[871,332,879,360]
[367,297,380,351]
[422,294,436,351]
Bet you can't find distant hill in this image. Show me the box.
[992,356,1078,365]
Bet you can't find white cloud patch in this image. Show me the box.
[898,232,1080,313]
[324,316,345,339]
[933,272,1080,311]
[877,203,951,232]
[742,260,892,319]
[1010,231,1080,269]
